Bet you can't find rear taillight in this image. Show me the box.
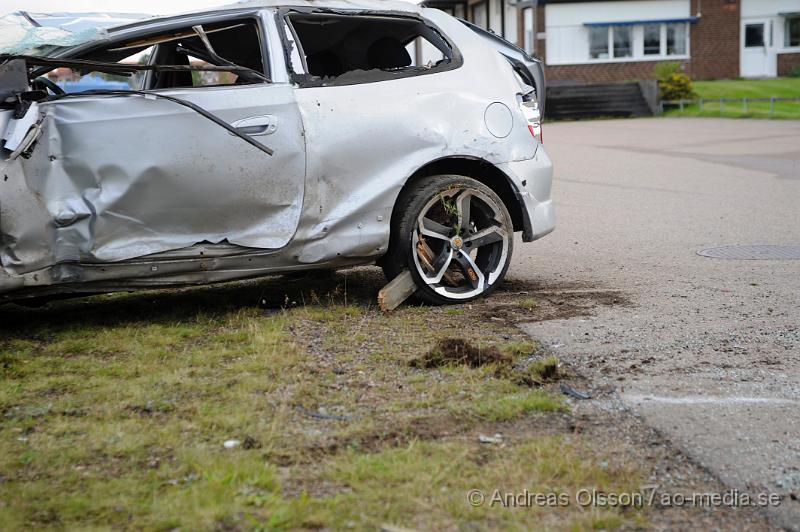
[520,91,542,143]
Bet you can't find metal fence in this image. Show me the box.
[659,96,800,115]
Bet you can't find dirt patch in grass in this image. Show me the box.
[517,355,560,386]
[481,278,632,323]
[410,338,510,369]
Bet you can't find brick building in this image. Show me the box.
[422,0,800,82]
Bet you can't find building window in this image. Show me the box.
[584,22,688,62]
[471,1,489,30]
[589,26,636,59]
[786,16,800,47]
[666,23,688,54]
[613,26,632,57]
[643,24,661,55]
[522,7,535,55]
[744,23,764,47]
[589,27,609,58]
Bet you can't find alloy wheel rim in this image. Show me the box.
[411,187,509,300]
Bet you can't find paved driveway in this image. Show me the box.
[512,118,800,529]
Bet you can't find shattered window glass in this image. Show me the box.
[40,19,268,92]
[285,13,455,84]
[45,47,153,93]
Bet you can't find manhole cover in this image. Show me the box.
[697,245,800,260]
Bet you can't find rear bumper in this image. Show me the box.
[498,146,555,242]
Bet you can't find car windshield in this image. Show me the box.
[0,11,148,57]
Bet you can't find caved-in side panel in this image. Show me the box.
[0,83,305,275]
[290,12,538,265]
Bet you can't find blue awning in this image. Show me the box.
[584,16,698,27]
[778,11,800,17]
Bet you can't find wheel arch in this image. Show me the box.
[391,156,531,238]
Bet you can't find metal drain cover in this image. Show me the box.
[697,245,800,260]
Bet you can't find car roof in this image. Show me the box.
[112,0,424,31]
[18,1,422,35]
[105,1,425,35]
[5,1,425,56]
[213,0,422,15]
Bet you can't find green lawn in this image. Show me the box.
[663,77,800,119]
[0,272,648,530]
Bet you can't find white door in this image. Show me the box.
[741,19,777,77]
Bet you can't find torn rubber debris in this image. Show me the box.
[560,384,592,400]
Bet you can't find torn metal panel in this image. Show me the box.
[1,83,305,275]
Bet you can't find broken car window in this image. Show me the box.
[42,47,153,93]
[284,13,456,85]
[405,38,446,68]
[35,19,268,92]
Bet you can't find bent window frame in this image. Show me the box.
[277,8,463,88]
[30,11,273,92]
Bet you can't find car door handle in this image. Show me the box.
[230,115,277,136]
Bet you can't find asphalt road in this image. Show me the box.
[511,117,800,530]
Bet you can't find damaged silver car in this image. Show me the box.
[0,0,554,306]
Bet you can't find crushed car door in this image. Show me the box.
[0,16,305,275]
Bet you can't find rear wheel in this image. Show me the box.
[383,175,514,305]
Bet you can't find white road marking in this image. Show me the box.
[623,394,800,406]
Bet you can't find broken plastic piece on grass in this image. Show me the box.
[478,433,503,444]
[223,439,241,449]
[296,406,355,421]
[560,383,591,400]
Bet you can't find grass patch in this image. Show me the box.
[500,340,539,358]
[0,269,645,529]
[519,355,560,386]
[662,77,800,119]
[690,78,800,99]
[469,389,566,421]
[300,437,643,530]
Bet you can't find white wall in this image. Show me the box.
[546,0,689,26]
[504,0,518,44]
[545,0,690,65]
[741,0,800,18]
[741,0,800,52]
[489,0,503,35]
